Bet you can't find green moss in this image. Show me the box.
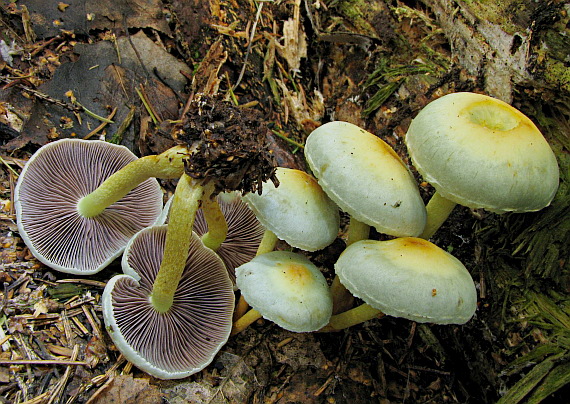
[461,0,530,35]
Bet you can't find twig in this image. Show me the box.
[71,99,115,123]
[0,155,19,177]
[82,107,117,139]
[1,359,87,366]
[271,129,305,149]
[0,76,80,113]
[136,86,160,125]
[57,279,107,288]
[47,345,80,404]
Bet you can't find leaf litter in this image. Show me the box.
[0,1,569,403]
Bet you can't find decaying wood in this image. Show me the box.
[422,0,570,102]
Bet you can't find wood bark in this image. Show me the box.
[421,0,570,103]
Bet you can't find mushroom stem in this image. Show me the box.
[418,191,457,240]
[231,308,262,336]
[346,217,370,245]
[319,303,384,332]
[233,229,278,319]
[256,229,279,255]
[78,146,187,218]
[150,174,204,313]
[200,196,228,251]
[330,216,369,314]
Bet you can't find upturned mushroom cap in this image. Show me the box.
[405,92,559,213]
[235,251,333,332]
[105,225,234,379]
[243,167,340,251]
[15,139,163,275]
[335,237,477,324]
[304,121,426,237]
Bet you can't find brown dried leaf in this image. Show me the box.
[88,374,163,404]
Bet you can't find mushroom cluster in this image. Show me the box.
[14,91,559,380]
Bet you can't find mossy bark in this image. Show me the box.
[421,0,570,102]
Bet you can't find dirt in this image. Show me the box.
[0,1,569,403]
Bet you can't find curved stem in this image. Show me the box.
[256,229,279,255]
[231,308,262,336]
[150,174,204,313]
[319,304,384,332]
[77,146,187,218]
[233,229,278,320]
[331,216,369,314]
[419,191,457,240]
[200,192,228,251]
[346,217,370,246]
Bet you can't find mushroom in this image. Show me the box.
[405,92,560,239]
[242,167,340,253]
[304,121,427,311]
[233,167,339,318]
[162,191,265,284]
[304,121,427,240]
[232,251,333,334]
[322,237,477,331]
[103,224,234,379]
[98,95,277,377]
[14,138,167,275]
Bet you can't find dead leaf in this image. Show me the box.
[87,374,163,404]
[10,32,188,149]
[18,0,171,39]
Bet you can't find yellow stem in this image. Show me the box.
[200,194,228,251]
[319,304,383,332]
[419,191,457,240]
[231,308,262,336]
[331,217,369,314]
[150,174,204,313]
[77,146,187,218]
[233,295,250,322]
[233,230,279,320]
[256,229,279,255]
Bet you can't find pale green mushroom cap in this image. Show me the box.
[235,251,333,332]
[335,237,477,324]
[304,121,427,237]
[405,92,559,213]
[243,167,340,251]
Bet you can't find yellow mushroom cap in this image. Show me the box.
[243,167,340,251]
[235,251,333,332]
[405,92,559,213]
[304,121,427,237]
[335,237,477,324]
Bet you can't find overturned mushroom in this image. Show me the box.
[103,225,234,379]
[14,139,166,275]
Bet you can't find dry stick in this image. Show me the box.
[47,344,80,404]
[0,77,81,114]
[83,107,117,139]
[231,1,264,92]
[1,359,88,365]
[75,355,127,404]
